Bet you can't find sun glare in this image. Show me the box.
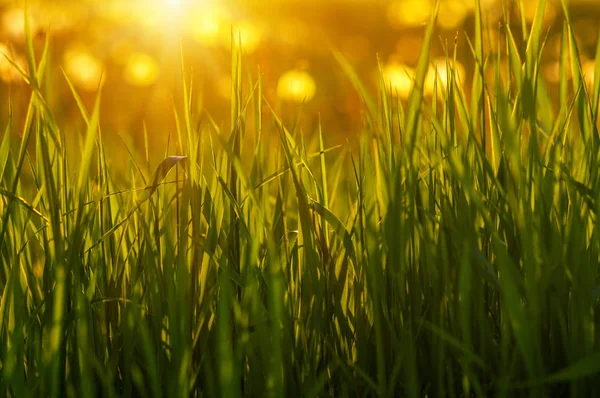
[166,0,183,10]
[135,0,194,31]
[160,0,188,18]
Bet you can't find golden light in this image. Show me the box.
[583,60,596,90]
[425,58,466,95]
[217,74,232,99]
[382,62,414,99]
[277,70,317,103]
[134,0,194,31]
[123,53,160,87]
[0,43,26,83]
[63,48,105,91]
[438,0,469,30]
[387,0,433,28]
[188,5,230,47]
[158,0,190,15]
[2,7,32,40]
[35,3,78,33]
[227,22,262,53]
[110,41,134,65]
[166,0,184,9]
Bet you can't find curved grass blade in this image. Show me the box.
[85,155,187,253]
[0,186,48,223]
[307,197,354,259]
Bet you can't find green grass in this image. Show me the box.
[2,1,600,396]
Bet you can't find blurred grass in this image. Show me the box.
[2,0,600,397]
[0,0,599,143]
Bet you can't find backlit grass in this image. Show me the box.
[1,0,600,396]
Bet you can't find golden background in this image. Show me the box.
[0,0,598,152]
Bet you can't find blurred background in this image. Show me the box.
[0,0,598,156]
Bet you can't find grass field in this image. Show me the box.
[2,0,600,396]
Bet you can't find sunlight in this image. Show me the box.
[382,62,414,99]
[63,47,104,91]
[159,0,187,20]
[188,5,229,47]
[4,1,600,396]
[135,0,196,31]
[166,0,183,9]
[277,70,317,103]
[0,43,25,83]
[124,53,160,87]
